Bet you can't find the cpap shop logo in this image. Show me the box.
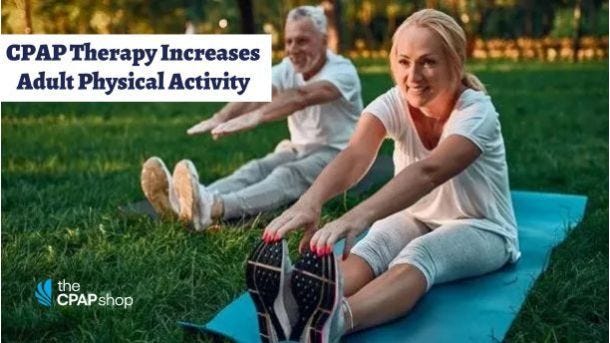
[35,278,133,309]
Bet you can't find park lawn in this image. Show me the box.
[1,61,608,342]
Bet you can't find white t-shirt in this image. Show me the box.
[272,50,363,151]
[364,86,520,262]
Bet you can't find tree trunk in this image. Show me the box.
[572,0,583,62]
[425,0,438,8]
[24,0,33,33]
[237,0,256,34]
[184,0,203,34]
[321,0,342,53]
[449,0,460,20]
[522,0,533,36]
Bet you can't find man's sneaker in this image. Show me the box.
[246,239,293,343]
[172,160,213,231]
[290,249,343,343]
[140,157,178,219]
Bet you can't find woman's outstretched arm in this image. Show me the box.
[263,113,387,243]
[309,134,482,256]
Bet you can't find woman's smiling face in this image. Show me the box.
[392,25,459,118]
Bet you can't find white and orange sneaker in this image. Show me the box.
[172,159,213,231]
[140,156,179,219]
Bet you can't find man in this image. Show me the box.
[141,5,362,231]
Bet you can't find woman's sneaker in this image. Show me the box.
[172,159,213,231]
[246,239,294,343]
[140,157,178,219]
[290,249,343,343]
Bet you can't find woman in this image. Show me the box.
[255,9,520,342]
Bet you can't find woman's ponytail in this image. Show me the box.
[462,72,487,93]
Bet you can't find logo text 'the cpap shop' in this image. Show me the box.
[35,279,133,309]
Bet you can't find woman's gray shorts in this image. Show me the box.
[351,211,511,291]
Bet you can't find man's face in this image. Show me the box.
[284,19,327,79]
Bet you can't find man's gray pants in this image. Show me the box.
[207,145,339,219]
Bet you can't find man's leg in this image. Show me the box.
[346,223,511,333]
[220,148,339,219]
[207,150,297,195]
[170,150,299,229]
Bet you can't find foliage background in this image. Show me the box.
[2,1,608,51]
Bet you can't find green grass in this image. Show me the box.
[2,61,608,342]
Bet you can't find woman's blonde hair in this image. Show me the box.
[390,9,486,93]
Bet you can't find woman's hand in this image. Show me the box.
[263,199,321,252]
[309,212,370,260]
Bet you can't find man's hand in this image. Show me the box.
[211,110,263,139]
[187,114,224,135]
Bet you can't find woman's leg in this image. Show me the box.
[295,213,428,340]
[347,211,429,296]
[346,223,510,332]
[340,254,375,297]
[347,263,427,332]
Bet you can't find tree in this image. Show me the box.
[24,0,33,33]
[321,0,342,52]
[572,0,584,61]
[237,0,256,34]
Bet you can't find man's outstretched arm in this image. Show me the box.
[211,81,341,138]
[187,87,279,135]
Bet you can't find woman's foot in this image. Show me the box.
[246,240,294,342]
[290,248,344,343]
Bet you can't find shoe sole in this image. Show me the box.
[173,161,202,231]
[141,157,174,218]
[290,250,337,343]
[246,240,288,343]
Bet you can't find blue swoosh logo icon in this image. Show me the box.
[35,279,52,307]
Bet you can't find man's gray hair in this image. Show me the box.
[287,5,327,35]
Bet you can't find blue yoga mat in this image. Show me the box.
[179,191,587,342]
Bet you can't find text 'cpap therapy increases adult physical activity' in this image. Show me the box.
[0,35,272,102]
